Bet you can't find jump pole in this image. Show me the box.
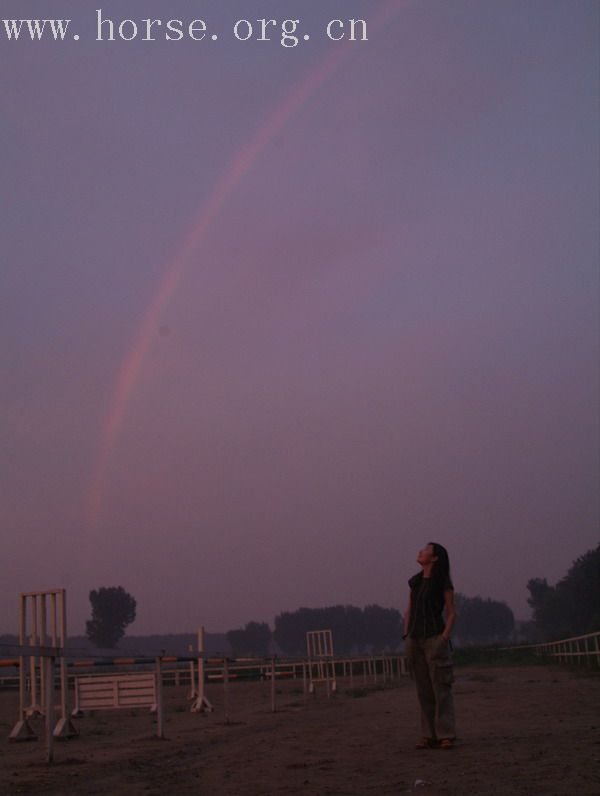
[52,590,75,737]
[10,594,36,741]
[191,626,213,713]
[44,655,55,764]
[223,658,230,724]
[270,657,276,713]
[30,595,41,715]
[155,657,164,739]
[188,642,196,700]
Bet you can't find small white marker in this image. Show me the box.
[304,34,310,41]
[211,34,218,41]
[73,34,79,41]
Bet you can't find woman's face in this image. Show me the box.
[417,544,437,566]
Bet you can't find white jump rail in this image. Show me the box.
[73,672,156,713]
[71,659,164,737]
[502,630,600,666]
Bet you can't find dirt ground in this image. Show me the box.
[1,664,599,795]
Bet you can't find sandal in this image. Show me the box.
[439,738,454,749]
[415,737,436,749]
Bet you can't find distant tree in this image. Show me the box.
[86,586,136,648]
[226,629,248,657]
[513,619,544,645]
[528,543,600,639]
[273,604,403,655]
[362,605,403,651]
[226,621,271,657]
[337,606,365,652]
[454,594,514,644]
[273,608,322,656]
[526,578,557,638]
[243,621,271,655]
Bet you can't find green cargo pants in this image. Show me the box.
[406,634,456,741]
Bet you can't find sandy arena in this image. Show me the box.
[1,664,599,795]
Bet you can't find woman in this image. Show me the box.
[403,542,457,749]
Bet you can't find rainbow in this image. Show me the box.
[86,0,406,530]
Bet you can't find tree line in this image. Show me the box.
[527,543,599,641]
[226,606,403,656]
[82,589,516,653]
[226,596,516,656]
[81,543,598,650]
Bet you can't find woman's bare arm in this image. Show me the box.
[404,595,412,637]
[442,589,457,640]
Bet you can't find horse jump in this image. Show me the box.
[9,589,76,742]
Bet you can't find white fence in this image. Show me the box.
[0,653,409,691]
[505,631,600,666]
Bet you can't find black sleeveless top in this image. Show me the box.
[408,572,453,639]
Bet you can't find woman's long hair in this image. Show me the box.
[428,542,451,589]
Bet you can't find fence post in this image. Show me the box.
[44,655,54,764]
[191,626,213,712]
[9,595,37,741]
[155,657,164,739]
[271,658,276,712]
[223,659,230,724]
[585,637,591,668]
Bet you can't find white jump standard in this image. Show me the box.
[306,630,337,696]
[190,626,213,713]
[9,588,77,741]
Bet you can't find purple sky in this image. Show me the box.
[2,0,598,636]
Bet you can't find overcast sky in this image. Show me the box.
[2,0,598,636]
